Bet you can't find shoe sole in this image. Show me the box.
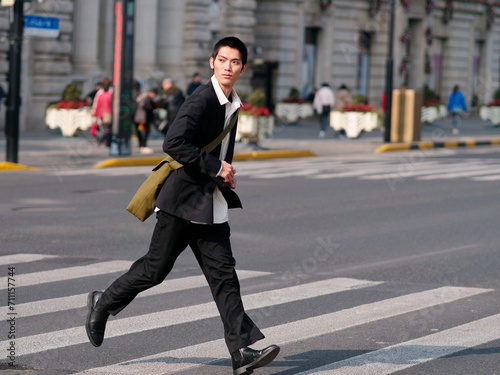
[234,345,280,375]
[85,291,101,347]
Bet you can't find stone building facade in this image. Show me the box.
[0,0,498,131]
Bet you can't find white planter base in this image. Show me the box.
[480,106,500,125]
[421,105,446,123]
[330,111,380,138]
[237,115,275,142]
[45,108,93,137]
[275,103,314,123]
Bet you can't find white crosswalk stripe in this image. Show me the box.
[4,277,383,357]
[235,158,500,182]
[297,313,500,374]
[0,260,132,290]
[76,286,491,375]
[0,270,270,318]
[44,156,500,182]
[5,253,498,374]
[0,253,59,266]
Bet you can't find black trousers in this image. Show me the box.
[98,210,264,354]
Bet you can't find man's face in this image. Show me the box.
[210,46,246,90]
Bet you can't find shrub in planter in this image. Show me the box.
[281,87,307,103]
[489,89,500,106]
[351,93,368,105]
[51,84,88,109]
[241,89,270,116]
[423,85,441,107]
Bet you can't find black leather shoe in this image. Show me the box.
[85,291,109,347]
[231,345,280,375]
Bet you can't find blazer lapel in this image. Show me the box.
[207,81,226,157]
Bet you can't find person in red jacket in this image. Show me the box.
[93,81,113,146]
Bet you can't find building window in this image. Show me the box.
[355,31,373,96]
[301,27,319,98]
[429,38,445,96]
[471,40,483,107]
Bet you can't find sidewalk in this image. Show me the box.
[1,114,499,171]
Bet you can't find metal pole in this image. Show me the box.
[110,0,134,156]
[5,0,23,163]
[383,0,395,143]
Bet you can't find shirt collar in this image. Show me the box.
[211,75,242,109]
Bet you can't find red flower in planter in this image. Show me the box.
[423,98,440,107]
[241,102,270,117]
[56,99,88,109]
[342,103,374,112]
[282,97,306,104]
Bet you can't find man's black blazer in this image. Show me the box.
[155,81,242,224]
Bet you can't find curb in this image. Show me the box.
[93,156,165,169]
[93,150,317,169]
[375,139,500,153]
[0,162,39,171]
[233,149,316,161]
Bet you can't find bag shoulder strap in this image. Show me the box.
[202,109,239,153]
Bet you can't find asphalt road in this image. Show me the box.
[1,146,500,374]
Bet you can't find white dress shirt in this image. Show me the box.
[211,75,242,224]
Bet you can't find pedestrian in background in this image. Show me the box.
[158,78,185,134]
[134,87,158,154]
[85,36,280,375]
[186,72,202,96]
[334,84,352,110]
[92,78,112,117]
[93,81,113,147]
[447,84,468,135]
[85,81,102,106]
[333,84,352,138]
[313,82,335,138]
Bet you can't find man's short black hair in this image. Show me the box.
[212,36,248,66]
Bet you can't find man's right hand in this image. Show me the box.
[219,161,236,183]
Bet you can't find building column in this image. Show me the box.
[224,0,257,91]
[183,0,212,84]
[157,1,187,88]
[134,0,159,83]
[97,0,116,77]
[72,0,101,75]
[486,21,500,102]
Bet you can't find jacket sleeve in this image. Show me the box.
[460,93,468,112]
[162,92,222,178]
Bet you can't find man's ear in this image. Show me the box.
[209,57,215,70]
[241,64,247,74]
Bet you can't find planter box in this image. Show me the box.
[45,107,93,136]
[421,104,446,123]
[237,114,275,142]
[275,103,314,123]
[330,111,379,138]
[480,106,500,125]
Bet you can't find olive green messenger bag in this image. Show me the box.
[126,110,239,222]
